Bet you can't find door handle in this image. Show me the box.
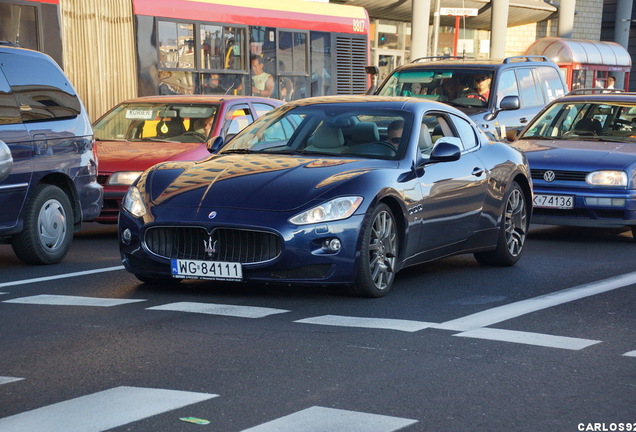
[472,167,485,177]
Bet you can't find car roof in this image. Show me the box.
[118,95,282,105]
[551,91,636,104]
[391,55,554,72]
[282,94,471,116]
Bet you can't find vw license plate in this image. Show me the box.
[533,194,573,209]
[171,259,243,281]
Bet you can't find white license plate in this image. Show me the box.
[171,259,243,281]
[533,194,574,209]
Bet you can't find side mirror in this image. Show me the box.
[206,135,224,153]
[0,140,13,182]
[500,95,520,111]
[483,95,520,121]
[429,138,461,162]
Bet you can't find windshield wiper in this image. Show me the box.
[518,135,554,140]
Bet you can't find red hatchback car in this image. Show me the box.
[92,95,282,223]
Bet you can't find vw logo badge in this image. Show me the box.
[543,170,556,182]
[208,211,217,219]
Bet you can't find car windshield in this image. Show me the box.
[519,101,636,143]
[376,68,494,107]
[93,103,219,143]
[221,105,412,160]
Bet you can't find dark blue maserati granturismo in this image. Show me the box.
[119,96,532,297]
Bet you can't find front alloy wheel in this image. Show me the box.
[474,181,527,266]
[352,203,398,297]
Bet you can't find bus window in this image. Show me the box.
[157,21,194,69]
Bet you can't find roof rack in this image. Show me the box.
[567,88,624,95]
[411,55,471,63]
[502,55,549,63]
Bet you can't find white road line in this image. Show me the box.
[436,271,636,331]
[623,350,636,357]
[0,386,217,432]
[0,266,125,289]
[295,315,435,332]
[0,377,24,385]
[454,328,602,350]
[147,302,289,318]
[3,295,146,307]
[240,406,418,432]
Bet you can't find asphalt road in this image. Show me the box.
[0,223,635,432]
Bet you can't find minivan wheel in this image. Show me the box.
[12,184,74,265]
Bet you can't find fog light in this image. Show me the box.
[584,197,626,207]
[323,238,342,252]
[121,228,132,245]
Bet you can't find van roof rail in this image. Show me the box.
[503,55,549,63]
[411,55,470,63]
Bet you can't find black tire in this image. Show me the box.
[351,203,399,298]
[12,184,74,265]
[474,181,528,266]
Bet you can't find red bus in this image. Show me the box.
[0,0,370,119]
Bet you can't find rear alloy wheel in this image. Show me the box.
[352,203,398,298]
[474,181,527,266]
[12,184,74,265]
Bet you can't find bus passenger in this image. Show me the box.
[250,55,274,97]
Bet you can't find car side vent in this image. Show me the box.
[336,36,367,95]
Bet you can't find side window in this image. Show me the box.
[0,70,21,125]
[450,115,478,150]
[421,113,453,153]
[536,66,566,102]
[224,105,254,136]
[495,69,519,106]
[252,102,277,118]
[0,53,82,122]
[516,68,543,108]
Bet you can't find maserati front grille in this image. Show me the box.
[144,226,281,263]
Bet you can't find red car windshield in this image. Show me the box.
[93,103,219,143]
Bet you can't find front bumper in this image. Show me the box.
[532,185,636,228]
[118,205,367,285]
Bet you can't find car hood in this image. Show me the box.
[145,153,385,211]
[96,140,202,172]
[514,139,636,171]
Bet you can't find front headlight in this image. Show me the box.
[122,186,147,218]
[586,170,627,186]
[289,196,363,225]
[108,171,143,186]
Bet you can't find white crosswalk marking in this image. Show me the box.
[147,301,289,318]
[0,386,217,432]
[436,270,636,331]
[0,266,124,289]
[240,406,417,432]
[623,350,636,357]
[454,328,602,350]
[0,376,23,385]
[295,315,435,332]
[2,294,146,307]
